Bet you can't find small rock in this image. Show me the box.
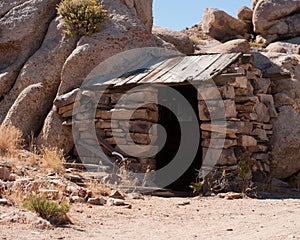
[109,190,125,200]
[176,201,190,206]
[127,193,145,200]
[107,198,126,206]
[87,197,106,205]
[218,192,243,200]
[65,173,84,183]
[34,218,52,230]
[123,204,132,209]
[0,167,12,181]
[0,198,8,205]
[70,196,85,204]
[78,188,87,198]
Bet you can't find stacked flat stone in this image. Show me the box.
[199,54,276,184]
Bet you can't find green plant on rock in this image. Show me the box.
[23,193,71,225]
[238,160,250,180]
[189,180,204,195]
[57,0,109,36]
[238,160,251,193]
[250,41,268,49]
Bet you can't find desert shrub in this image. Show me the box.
[250,41,268,48]
[0,124,23,157]
[40,147,66,174]
[23,193,71,225]
[189,181,204,195]
[57,0,109,36]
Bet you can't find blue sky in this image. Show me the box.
[153,0,251,31]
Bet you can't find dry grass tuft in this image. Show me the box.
[40,147,66,174]
[0,124,23,157]
[86,180,111,196]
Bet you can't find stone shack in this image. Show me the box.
[54,52,277,192]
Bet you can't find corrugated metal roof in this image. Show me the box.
[91,53,242,87]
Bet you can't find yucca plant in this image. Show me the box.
[57,0,109,36]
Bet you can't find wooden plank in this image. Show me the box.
[166,54,222,84]
[201,53,242,79]
[102,74,136,86]
[138,56,184,84]
[158,55,201,83]
[162,55,218,83]
[114,57,168,86]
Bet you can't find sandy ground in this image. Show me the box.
[1,194,300,240]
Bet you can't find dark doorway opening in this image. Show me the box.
[155,84,202,191]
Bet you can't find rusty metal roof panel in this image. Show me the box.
[98,53,242,87]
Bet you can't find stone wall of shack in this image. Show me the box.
[54,54,277,190]
[199,54,277,191]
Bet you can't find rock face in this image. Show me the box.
[0,0,60,102]
[204,39,250,54]
[152,26,194,54]
[0,0,156,150]
[237,6,253,26]
[202,8,251,42]
[124,0,153,32]
[1,17,77,137]
[253,52,300,179]
[37,0,157,150]
[253,0,300,43]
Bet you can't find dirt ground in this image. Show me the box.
[1,193,300,240]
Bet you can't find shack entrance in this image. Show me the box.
[155,84,202,191]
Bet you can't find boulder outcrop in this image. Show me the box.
[37,0,157,150]
[0,0,156,147]
[1,17,77,137]
[202,8,251,42]
[253,0,300,43]
[266,37,300,54]
[124,0,153,32]
[204,39,250,54]
[0,0,60,102]
[152,26,194,54]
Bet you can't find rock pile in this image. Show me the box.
[202,0,300,44]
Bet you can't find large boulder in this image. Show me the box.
[253,0,300,43]
[237,6,253,25]
[37,109,74,153]
[152,26,194,54]
[0,0,60,102]
[1,17,77,137]
[37,0,158,151]
[0,0,28,17]
[252,0,260,9]
[124,0,153,32]
[204,39,250,54]
[253,52,300,179]
[202,8,251,42]
[266,37,300,54]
